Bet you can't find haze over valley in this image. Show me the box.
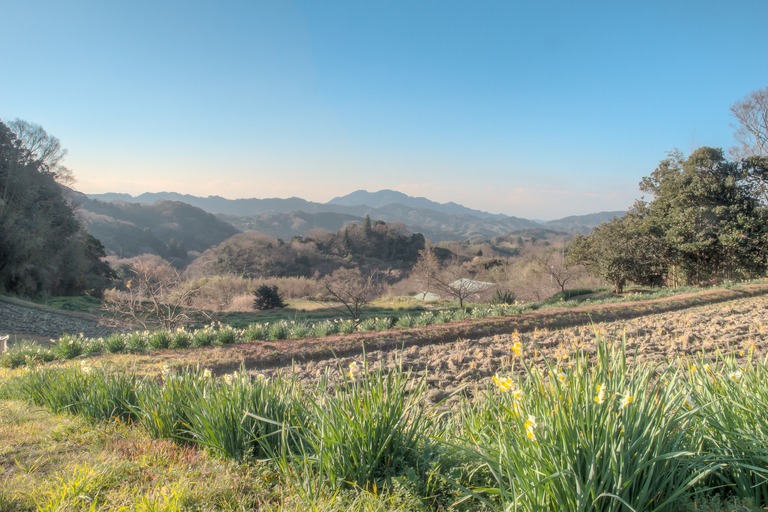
[82,188,624,249]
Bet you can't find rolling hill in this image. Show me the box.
[86,189,619,242]
[67,189,239,264]
[77,189,625,266]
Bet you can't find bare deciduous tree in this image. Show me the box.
[7,119,75,184]
[322,267,383,324]
[531,249,581,293]
[730,86,768,160]
[102,255,207,330]
[411,241,441,296]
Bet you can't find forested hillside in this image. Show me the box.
[188,217,425,279]
[68,189,240,264]
[0,121,113,296]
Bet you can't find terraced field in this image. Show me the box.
[97,284,768,397]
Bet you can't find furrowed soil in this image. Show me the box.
[84,283,768,402]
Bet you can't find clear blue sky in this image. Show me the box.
[2,0,766,219]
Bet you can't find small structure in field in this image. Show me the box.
[449,278,495,294]
[0,335,8,353]
[413,291,441,301]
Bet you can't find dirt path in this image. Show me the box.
[0,297,111,343]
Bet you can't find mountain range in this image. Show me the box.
[87,189,623,242]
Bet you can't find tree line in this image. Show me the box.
[568,87,768,292]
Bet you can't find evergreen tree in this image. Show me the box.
[253,284,286,310]
[640,147,768,284]
[571,147,768,290]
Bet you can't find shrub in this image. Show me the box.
[296,361,432,490]
[147,330,171,350]
[492,289,516,305]
[470,306,492,319]
[453,338,709,511]
[0,341,56,368]
[311,320,337,337]
[357,317,393,332]
[132,366,199,440]
[243,323,269,341]
[125,332,148,353]
[19,363,138,422]
[336,319,357,334]
[267,321,289,340]
[394,314,415,329]
[253,285,287,310]
[103,333,127,353]
[683,355,768,504]
[169,328,192,349]
[215,325,240,345]
[192,326,217,347]
[413,312,435,326]
[54,334,86,359]
[452,309,470,321]
[288,321,312,339]
[187,369,305,460]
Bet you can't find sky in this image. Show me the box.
[1,1,767,220]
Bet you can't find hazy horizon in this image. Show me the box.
[86,187,628,222]
[2,0,766,218]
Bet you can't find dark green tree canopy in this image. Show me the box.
[571,147,768,290]
[0,120,113,296]
[567,207,666,293]
[639,147,768,285]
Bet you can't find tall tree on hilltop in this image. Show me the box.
[730,86,768,160]
[730,86,768,204]
[570,147,767,290]
[7,119,75,184]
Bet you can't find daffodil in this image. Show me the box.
[728,370,743,382]
[524,414,537,441]
[493,374,515,393]
[557,372,566,383]
[347,361,358,380]
[203,368,212,379]
[594,384,605,404]
[620,392,633,409]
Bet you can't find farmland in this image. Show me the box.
[2,283,768,510]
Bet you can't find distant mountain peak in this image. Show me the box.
[327,189,503,220]
[85,189,621,241]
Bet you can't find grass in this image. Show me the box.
[292,359,434,491]
[452,340,714,511]
[4,330,768,510]
[34,295,103,314]
[0,400,277,511]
